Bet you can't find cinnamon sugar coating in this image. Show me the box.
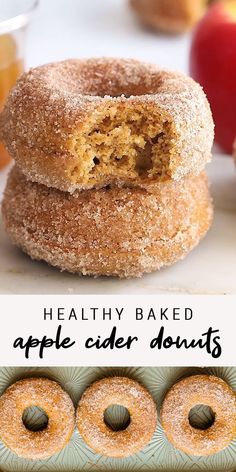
[161,375,236,456]
[2,166,213,278]
[0,58,214,193]
[76,376,157,457]
[0,377,75,460]
[130,0,207,34]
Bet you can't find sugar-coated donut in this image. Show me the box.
[130,0,208,34]
[76,376,157,457]
[2,166,213,278]
[0,58,214,193]
[161,375,236,456]
[0,377,75,460]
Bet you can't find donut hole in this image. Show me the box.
[22,406,49,432]
[70,104,175,185]
[73,68,164,98]
[188,404,215,430]
[104,405,131,432]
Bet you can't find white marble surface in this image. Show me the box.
[0,0,235,294]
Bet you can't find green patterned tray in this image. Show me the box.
[0,366,235,472]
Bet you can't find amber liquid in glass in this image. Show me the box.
[0,34,23,169]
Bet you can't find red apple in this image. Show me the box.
[190,0,236,154]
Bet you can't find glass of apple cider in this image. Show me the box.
[0,0,38,169]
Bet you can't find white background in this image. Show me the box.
[26,0,190,72]
[0,295,235,366]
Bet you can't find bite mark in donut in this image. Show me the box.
[68,103,175,186]
[0,58,214,192]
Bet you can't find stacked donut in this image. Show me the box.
[0,58,214,278]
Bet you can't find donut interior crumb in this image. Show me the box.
[68,104,176,185]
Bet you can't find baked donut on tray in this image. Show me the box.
[0,58,214,193]
[2,166,213,278]
[130,0,207,34]
[161,375,236,456]
[0,377,75,460]
[76,376,157,457]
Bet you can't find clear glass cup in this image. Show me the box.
[0,0,38,169]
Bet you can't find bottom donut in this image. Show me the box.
[2,166,213,278]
